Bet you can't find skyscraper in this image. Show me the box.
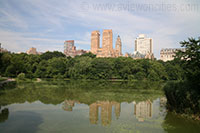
[115,35,122,56]
[64,40,75,56]
[64,40,87,57]
[90,29,123,57]
[102,29,113,52]
[91,31,100,54]
[135,34,153,55]
[133,34,154,59]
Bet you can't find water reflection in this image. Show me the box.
[1,81,200,133]
[62,100,121,126]
[62,100,80,111]
[89,101,121,126]
[0,107,9,123]
[0,111,43,133]
[133,100,152,122]
[62,99,159,125]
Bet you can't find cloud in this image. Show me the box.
[0,29,64,52]
[0,8,28,29]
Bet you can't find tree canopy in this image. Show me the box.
[0,51,184,81]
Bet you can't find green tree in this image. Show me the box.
[40,51,65,60]
[5,54,26,77]
[17,73,25,81]
[175,37,200,85]
[34,60,48,78]
[46,57,67,78]
[68,57,92,79]
[90,58,113,79]
[164,37,200,117]
[164,61,184,80]
[0,53,12,76]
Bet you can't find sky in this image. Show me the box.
[0,0,199,58]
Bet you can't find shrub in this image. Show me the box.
[164,81,200,116]
[17,73,25,81]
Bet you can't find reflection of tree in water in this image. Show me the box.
[0,80,164,106]
[159,97,167,116]
[0,107,9,123]
[62,100,80,111]
[162,112,200,133]
[62,100,75,111]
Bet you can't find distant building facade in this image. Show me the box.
[91,31,100,55]
[0,48,8,53]
[135,34,153,55]
[64,40,87,57]
[133,34,154,59]
[115,35,123,57]
[125,34,154,59]
[160,48,185,62]
[26,47,39,55]
[0,43,9,53]
[91,29,122,58]
[64,40,75,56]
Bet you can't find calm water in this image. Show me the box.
[0,80,200,133]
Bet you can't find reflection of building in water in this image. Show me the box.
[160,97,167,107]
[89,101,121,126]
[62,100,80,111]
[62,100,121,126]
[89,103,98,124]
[101,101,112,126]
[114,102,121,119]
[133,100,152,122]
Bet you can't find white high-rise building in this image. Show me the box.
[135,34,153,55]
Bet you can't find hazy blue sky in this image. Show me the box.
[0,0,199,58]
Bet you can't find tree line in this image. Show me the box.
[0,51,185,81]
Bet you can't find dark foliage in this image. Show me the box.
[164,37,200,117]
[0,50,185,80]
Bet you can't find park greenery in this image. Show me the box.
[0,51,185,81]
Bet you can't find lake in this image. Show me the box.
[0,80,200,133]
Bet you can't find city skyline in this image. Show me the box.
[0,0,199,58]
